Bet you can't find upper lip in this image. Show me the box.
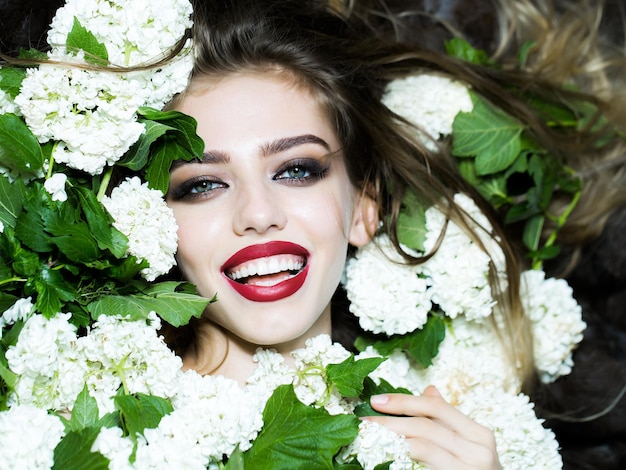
[221,241,310,274]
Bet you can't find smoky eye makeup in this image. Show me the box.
[167,173,228,201]
[272,157,331,185]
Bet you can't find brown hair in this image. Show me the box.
[163,0,538,390]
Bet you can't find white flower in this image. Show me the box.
[44,173,68,202]
[422,194,506,321]
[337,420,420,470]
[102,176,178,281]
[0,87,20,115]
[46,0,193,110]
[290,335,356,415]
[382,73,473,151]
[458,387,562,469]
[0,297,34,335]
[14,62,146,175]
[520,270,586,383]
[344,234,432,335]
[392,317,521,397]
[0,405,65,470]
[165,371,264,464]
[77,313,183,415]
[91,427,135,470]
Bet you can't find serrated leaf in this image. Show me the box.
[0,175,25,230]
[114,393,173,438]
[240,385,359,469]
[364,315,446,367]
[66,17,109,66]
[67,385,100,432]
[452,95,524,176]
[88,286,209,327]
[0,113,45,176]
[29,266,78,317]
[52,427,110,470]
[0,66,26,98]
[327,356,385,397]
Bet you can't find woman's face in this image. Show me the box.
[167,72,373,353]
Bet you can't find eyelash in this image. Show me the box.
[169,158,330,201]
[168,177,227,201]
[273,158,329,184]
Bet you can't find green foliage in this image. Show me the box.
[354,378,412,417]
[233,385,359,470]
[327,356,386,397]
[445,38,595,268]
[355,314,446,367]
[397,190,427,251]
[66,17,109,66]
[0,113,45,177]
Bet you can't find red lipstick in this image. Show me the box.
[221,241,310,302]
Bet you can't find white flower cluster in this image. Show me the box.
[6,311,182,415]
[0,86,19,115]
[344,236,431,335]
[0,405,65,470]
[382,73,473,151]
[12,0,193,175]
[422,193,507,321]
[337,420,419,470]
[520,270,586,383]
[345,193,505,334]
[93,372,265,469]
[0,297,34,339]
[102,176,178,281]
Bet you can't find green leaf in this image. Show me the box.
[0,66,26,98]
[144,137,193,194]
[76,187,128,258]
[28,266,78,317]
[327,356,385,397]
[0,359,18,389]
[66,17,109,66]
[452,94,524,176]
[114,393,173,438]
[522,214,544,252]
[52,427,110,470]
[240,385,359,469]
[0,113,45,176]
[397,190,427,251]
[445,38,492,65]
[67,385,100,432]
[88,282,210,326]
[0,175,26,230]
[354,378,412,417]
[357,315,446,367]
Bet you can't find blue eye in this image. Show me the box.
[168,177,227,201]
[274,159,329,183]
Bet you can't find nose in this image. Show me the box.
[232,180,287,235]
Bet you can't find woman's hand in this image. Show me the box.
[366,385,502,469]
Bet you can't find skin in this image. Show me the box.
[167,71,501,469]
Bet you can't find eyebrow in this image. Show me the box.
[171,134,332,170]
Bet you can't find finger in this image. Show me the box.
[369,392,494,445]
[364,415,498,469]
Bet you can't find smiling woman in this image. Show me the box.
[167,71,374,380]
[0,0,609,468]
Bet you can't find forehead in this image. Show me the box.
[174,72,340,152]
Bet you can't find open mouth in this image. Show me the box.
[221,241,310,302]
[225,254,306,287]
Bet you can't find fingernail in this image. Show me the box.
[370,394,388,405]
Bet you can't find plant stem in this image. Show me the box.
[97,167,114,201]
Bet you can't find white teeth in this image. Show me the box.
[228,254,304,281]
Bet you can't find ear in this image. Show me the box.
[348,193,378,247]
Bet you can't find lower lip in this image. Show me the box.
[224,264,309,302]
